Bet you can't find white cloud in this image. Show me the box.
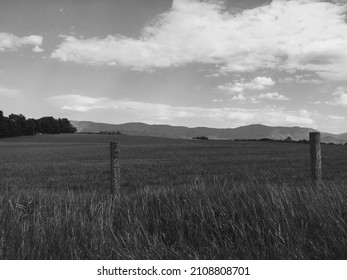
[327,114,345,120]
[258,92,290,101]
[249,92,290,104]
[279,74,323,84]
[298,109,311,118]
[48,94,315,127]
[231,94,247,101]
[0,85,23,98]
[327,87,347,106]
[251,77,276,88]
[51,0,347,80]
[218,82,245,93]
[218,76,275,94]
[205,73,221,78]
[33,46,44,53]
[212,98,223,102]
[218,77,290,104]
[0,33,43,52]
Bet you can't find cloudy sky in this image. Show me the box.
[1,0,347,133]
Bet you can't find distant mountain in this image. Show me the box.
[337,132,347,139]
[70,121,347,144]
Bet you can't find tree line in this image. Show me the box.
[0,110,77,138]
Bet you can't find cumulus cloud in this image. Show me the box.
[0,33,43,52]
[258,92,290,101]
[279,74,323,84]
[51,0,347,80]
[327,87,347,106]
[32,46,44,53]
[218,76,275,94]
[48,94,315,127]
[231,94,247,101]
[217,76,283,103]
[218,82,245,93]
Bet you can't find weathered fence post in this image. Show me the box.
[110,142,120,193]
[309,132,321,180]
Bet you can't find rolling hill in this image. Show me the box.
[70,121,347,144]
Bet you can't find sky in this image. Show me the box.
[1,0,347,133]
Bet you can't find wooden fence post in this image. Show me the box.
[309,132,321,180]
[110,142,120,193]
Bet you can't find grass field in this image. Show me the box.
[0,134,346,259]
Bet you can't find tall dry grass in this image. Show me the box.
[0,176,346,259]
[0,134,346,259]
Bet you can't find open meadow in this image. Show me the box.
[0,134,346,259]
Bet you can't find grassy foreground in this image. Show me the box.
[0,134,346,259]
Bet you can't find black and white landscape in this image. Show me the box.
[1,0,347,261]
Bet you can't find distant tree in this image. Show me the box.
[9,114,27,136]
[99,130,122,135]
[26,118,39,135]
[258,138,275,142]
[57,118,77,133]
[0,111,76,138]
[0,110,9,138]
[37,116,59,134]
[193,136,209,140]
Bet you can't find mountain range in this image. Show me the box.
[70,121,347,144]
